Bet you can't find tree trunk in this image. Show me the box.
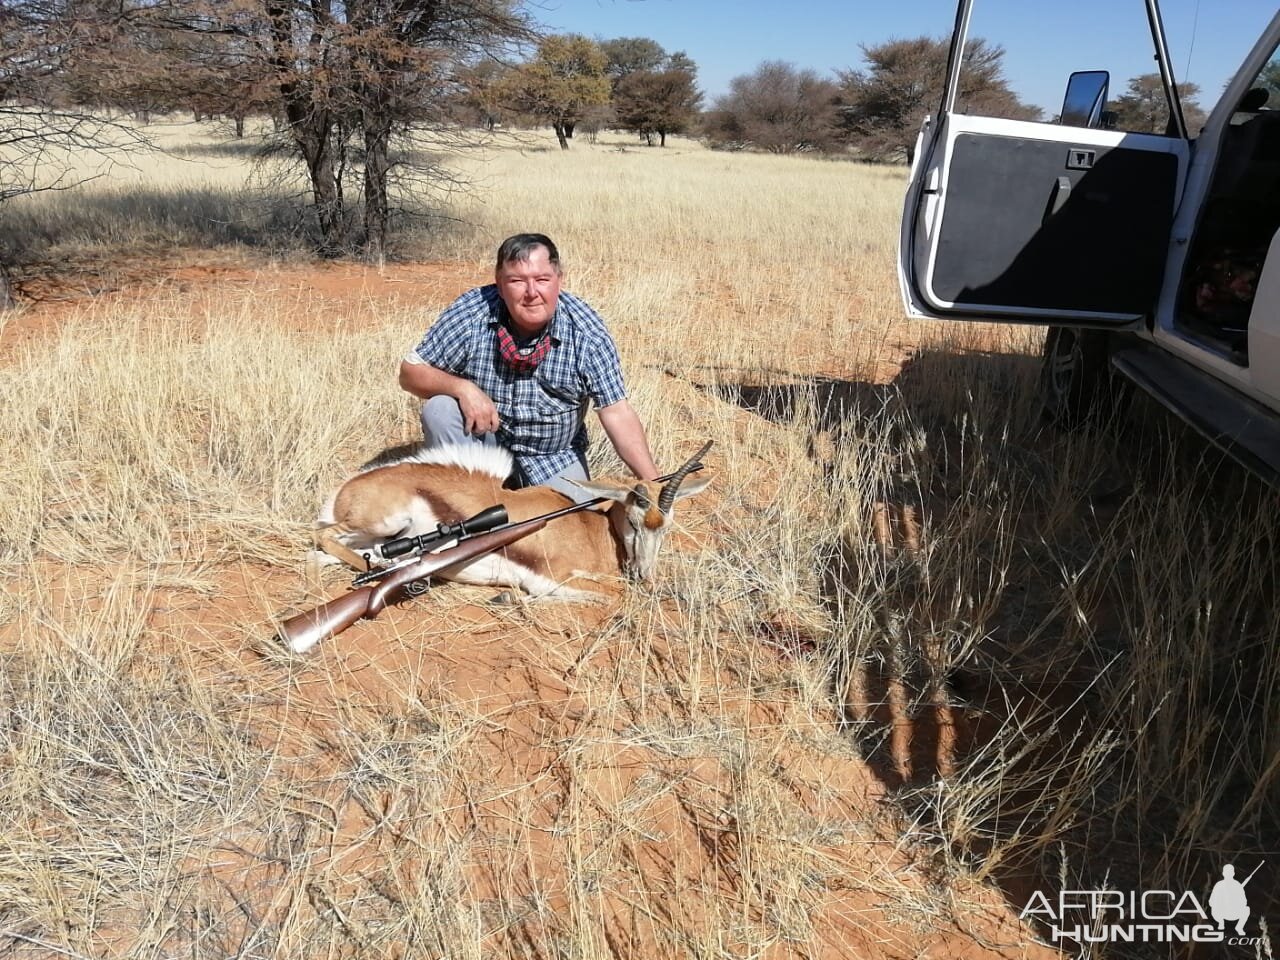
[0,262,15,311]
[553,121,569,150]
[362,102,392,265]
[295,123,343,255]
[311,153,342,255]
[234,112,245,139]
[268,0,343,255]
[659,130,667,147]
[279,93,343,253]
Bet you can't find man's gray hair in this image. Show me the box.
[496,233,561,273]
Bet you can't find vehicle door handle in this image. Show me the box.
[1047,176,1071,221]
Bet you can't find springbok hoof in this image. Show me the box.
[488,590,518,606]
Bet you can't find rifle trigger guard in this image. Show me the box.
[403,579,430,598]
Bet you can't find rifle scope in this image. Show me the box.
[379,504,510,560]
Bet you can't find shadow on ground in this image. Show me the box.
[170,139,276,161]
[1,186,320,262]
[2,183,464,301]
[693,345,1280,958]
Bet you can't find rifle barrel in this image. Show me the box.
[472,461,710,540]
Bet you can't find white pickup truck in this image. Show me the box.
[899,1,1280,485]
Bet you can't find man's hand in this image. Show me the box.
[457,382,500,435]
[400,360,500,435]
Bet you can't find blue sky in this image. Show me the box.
[530,0,1279,115]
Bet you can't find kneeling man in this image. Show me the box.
[399,233,659,502]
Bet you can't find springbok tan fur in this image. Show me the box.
[313,442,712,601]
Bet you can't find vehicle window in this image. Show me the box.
[1231,47,1280,121]
[956,1,1275,137]
[958,1,1174,129]
[1177,38,1280,362]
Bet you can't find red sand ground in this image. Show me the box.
[1,260,1062,960]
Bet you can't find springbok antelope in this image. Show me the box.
[313,441,713,601]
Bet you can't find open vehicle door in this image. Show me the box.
[898,0,1193,326]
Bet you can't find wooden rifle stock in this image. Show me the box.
[278,516,549,653]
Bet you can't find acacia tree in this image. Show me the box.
[703,61,841,154]
[174,33,274,137]
[1110,73,1206,134]
[600,36,664,82]
[455,58,513,131]
[504,34,609,149]
[613,63,701,146]
[141,0,531,259]
[598,38,700,145]
[0,0,152,306]
[1,0,531,284]
[835,36,1039,162]
[343,0,532,261]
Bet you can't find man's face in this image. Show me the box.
[496,246,561,335]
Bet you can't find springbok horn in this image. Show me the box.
[632,483,651,508]
[658,440,713,513]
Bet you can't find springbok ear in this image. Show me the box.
[668,475,712,502]
[568,478,638,503]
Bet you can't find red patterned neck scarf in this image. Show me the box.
[496,324,551,372]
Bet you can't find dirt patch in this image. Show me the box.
[0,253,490,359]
[4,554,1060,959]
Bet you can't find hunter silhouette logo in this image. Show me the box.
[1210,863,1262,937]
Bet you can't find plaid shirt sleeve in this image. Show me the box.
[563,295,627,408]
[411,289,486,374]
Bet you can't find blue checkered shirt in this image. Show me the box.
[410,285,627,484]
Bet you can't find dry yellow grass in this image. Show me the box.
[0,120,1276,960]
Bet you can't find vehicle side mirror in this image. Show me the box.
[1239,87,1269,112]
[1060,70,1110,128]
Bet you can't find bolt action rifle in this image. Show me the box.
[277,458,709,654]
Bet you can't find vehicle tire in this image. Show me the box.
[1038,327,1129,427]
